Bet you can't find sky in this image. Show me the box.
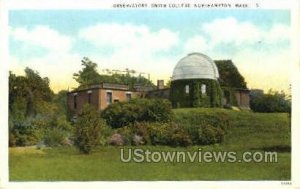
[9,9,291,93]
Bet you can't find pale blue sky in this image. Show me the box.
[9,10,291,92]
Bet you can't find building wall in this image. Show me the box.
[99,89,139,110]
[67,88,100,115]
[170,79,222,108]
[67,88,140,116]
[145,88,170,99]
[235,90,250,109]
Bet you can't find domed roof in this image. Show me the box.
[172,52,219,81]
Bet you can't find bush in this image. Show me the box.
[9,118,40,146]
[198,124,225,145]
[117,122,192,147]
[74,104,107,154]
[148,122,192,147]
[44,128,66,147]
[173,109,229,145]
[32,114,72,147]
[101,98,172,128]
[9,107,73,147]
[250,90,291,113]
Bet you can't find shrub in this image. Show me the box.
[9,118,39,146]
[101,98,172,128]
[44,128,66,147]
[165,123,192,147]
[198,124,225,145]
[117,122,192,147]
[74,104,106,154]
[32,114,72,147]
[173,109,229,145]
[250,90,291,113]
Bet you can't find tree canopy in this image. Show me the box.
[250,89,291,113]
[73,57,154,89]
[215,60,247,89]
[9,68,54,117]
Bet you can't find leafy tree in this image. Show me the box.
[73,57,101,87]
[74,104,105,154]
[9,68,53,117]
[250,89,291,113]
[53,90,69,116]
[73,57,154,89]
[9,68,71,147]
[215,60,247,88]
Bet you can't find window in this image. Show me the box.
[126,93,132,101]
[88,93,92,104]
[106,92,112,105]
[87,90,92,104]
[73,95,77,109]
[185,85,189,94]
[201,84,206,95]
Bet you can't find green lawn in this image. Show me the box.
[9,109,291,181]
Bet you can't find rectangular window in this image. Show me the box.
[87,90,92,104]
[185,85,189,94]
[88,93,92,104]
[201,84,206,95]
[106,92,112,105]
[74,95,77,109]
[126,93,132,101]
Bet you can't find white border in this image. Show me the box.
[1,0,299,189]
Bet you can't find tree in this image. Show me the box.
[250,89,291,113]
[215,60,247,88]
[73,57,154,89]
[9,68,53,117]
[53,90,69,116]
[9,68,70,147]
[73,57,101,87]
[74,104,105,154]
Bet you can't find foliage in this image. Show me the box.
[9,118,39,146]
[74,104,107,154]
[9,68,73,147]
[173,108,229,145]
[73,57,154,90]
[42,115,72,147]
[53,90,69,116]
[250,89,291,113]
[10,110,291,181]
[117,122,192,147]
[73,57,101,87]
[170,79,222,108]
[9,68,53,117]
[197,124,225,145]
[215,60,247,88]
[148,122,192,147]
[222,87,238,107]
[101,98,173,128]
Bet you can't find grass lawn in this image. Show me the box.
[9,108,291,181]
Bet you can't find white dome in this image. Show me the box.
[172,53,219,81]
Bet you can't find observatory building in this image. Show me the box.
[67,52,250,116]
[170,53,223,108]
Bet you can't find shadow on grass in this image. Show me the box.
[250,145,291,153]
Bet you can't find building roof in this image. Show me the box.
[172,52,219,81]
